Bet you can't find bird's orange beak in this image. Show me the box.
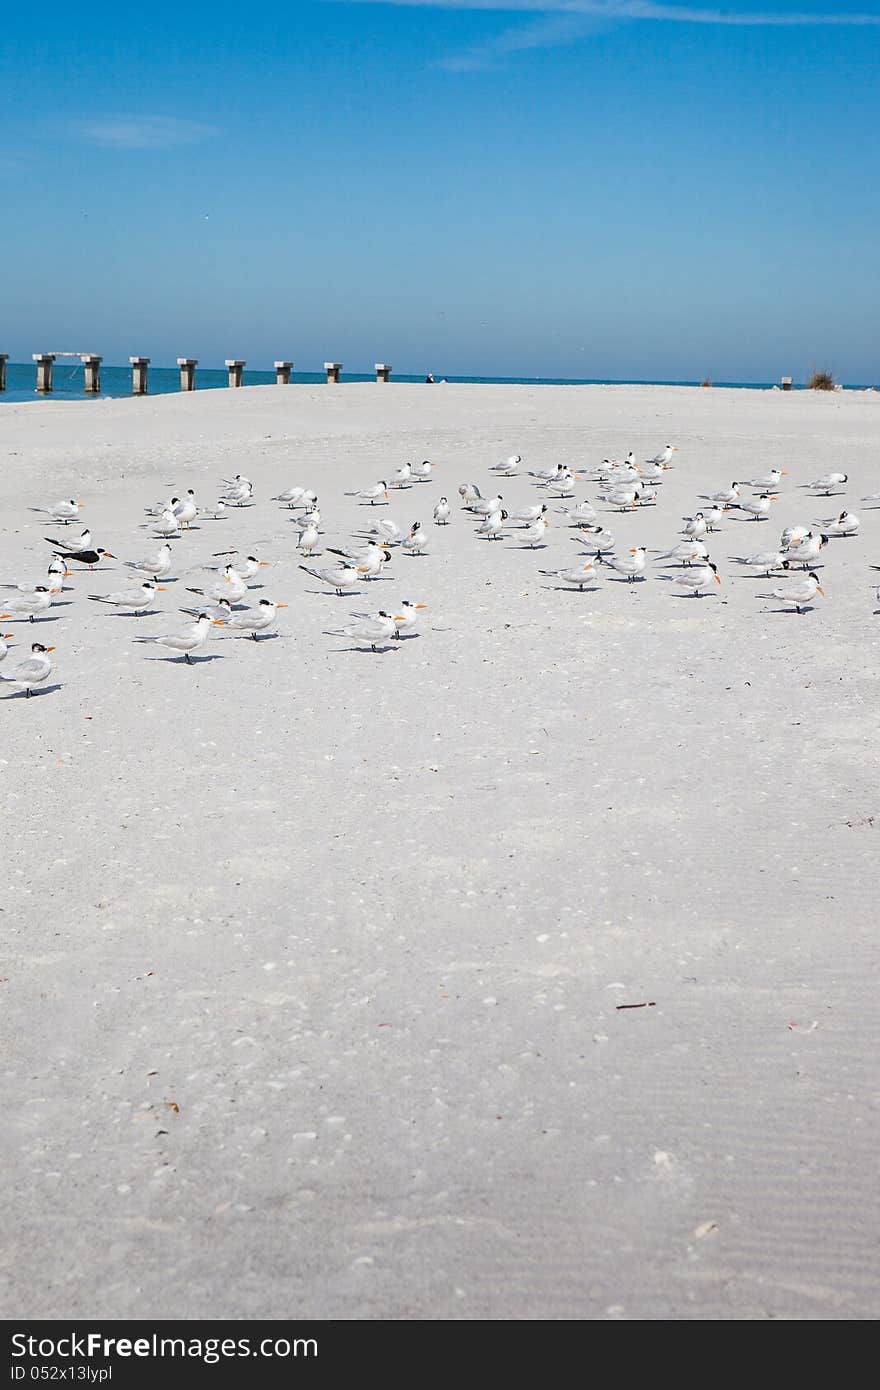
[64,571,73,578]
[394,615,406,621]
[0,614,10,620]
[212,619,225,626]
[259,561,270,567]
[817,585,825,596]
[781,470,789,476]
[629,548,638,554]
[157,586,167,591]
[47,646,56,652]
[277,603,288,608]
[714,574,721,584]
[2,633,13,639]
[104,551,116,558]
[416,604,427,610]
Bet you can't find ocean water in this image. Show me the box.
[0,360,872,404]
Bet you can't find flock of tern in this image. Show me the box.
[3,444,877,698]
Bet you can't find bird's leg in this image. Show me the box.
[185,652,192,664]
[251,632,259,641]
[26,688,31,698]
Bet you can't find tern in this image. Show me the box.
[0,587,55,622]
[600,547,647,582]
[297,522,321,557]
[708,482,740,505]
[2,561,69,595]
[219,599,288,639]
[745,469,787,489]
[816,510,859,537]
[490,455,521,476]
[32,500,82,524]
[735,493,777,520]
[402,522,428,554]
[683,513,708,539]
[172,491,198,528]
[126,543,173,580]
[347,481,389,504]
[653,540,709,566]
[646,445,677,467]
[411,460,433,481]
[782,532,827,567]
[273,486,316,508]
[471,494,504,516]
[521,516,550,548]
[672,561,721,596]
[558,500,597,526]
[1,642,54,696]
[392,600,427,637]
[300,562,361,593]
[433,498,451,525]
[186,565,247,605]
[330,610,399,651]
[45,529,92,554]
[152,509,181,538]
[88,580,166,613]
[476,508,508,540]
[734,550,789,576]
[181,598,235,622]
[805,473,847,494]
[540,560,599,590]
[210,554,271,582]
[134,612,221,662]
[388,464,412,489]
[762,571,825,614]
[220,479,254,506]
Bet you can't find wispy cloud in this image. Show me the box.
[73,115,217,150]
[339,0,880,29]
[439,12,608,69]
[338,0,880,71]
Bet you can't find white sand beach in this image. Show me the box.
[1,382,878,1321]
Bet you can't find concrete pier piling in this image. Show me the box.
[33,353,56,394]
[130,357,150,395]
[375,363,392,383]
[324,362,342,384]
[274,360,293,385]
[177,358,198,392]
[225,359,245,388]
[0,354,7,392]
[82,354,102,394]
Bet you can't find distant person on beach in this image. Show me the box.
[425,373,435,384]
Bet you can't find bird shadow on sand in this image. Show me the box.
[762,605,817,615]
[330,644,402,656]
[145,653,226,664]
[303,589,361,598]
[7,614,66,623]
[4,682,63,699]
[544,585,600,593]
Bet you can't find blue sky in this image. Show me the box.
[2,0,879,381]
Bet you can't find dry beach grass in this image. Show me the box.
[1,382,878,1320]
